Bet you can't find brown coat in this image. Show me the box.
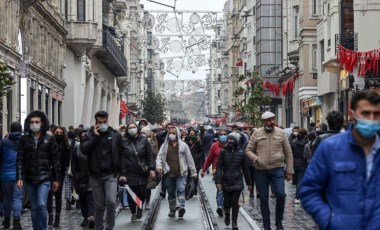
[245,126,294,174]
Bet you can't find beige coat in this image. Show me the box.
[245,126,294,174]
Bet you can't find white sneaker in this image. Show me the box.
[294,199,300,204]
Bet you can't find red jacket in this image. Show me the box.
[202,141,224,173]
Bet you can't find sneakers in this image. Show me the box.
[53,216,60,227]
[216,206,224,217]
[131,214,138,222]
[294,198,300,204]
[136,208,143,219]
[80,218,88,227]
[3,217,10,229]
[168,210,176,217]
[276,221,284,230]
[88,217,95,229]
[13,219,22,230]
[178,207,186,218]
[232,222,238,230]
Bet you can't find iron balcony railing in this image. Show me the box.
[102,29,128,76]
[335,32,358,54]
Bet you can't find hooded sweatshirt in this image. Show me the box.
[1,132,22,181]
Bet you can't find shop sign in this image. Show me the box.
[305,97,322,108]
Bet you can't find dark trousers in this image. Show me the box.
[255,167,286,228]
[161,174,167,194]
[79,191,94,218]
[193,168,200,195]
[248,166,256,194]
[47,178,64,217]
[127,185,146,215]
[146,189,152,204]
[223,190,241,223]
[294,168,305,199]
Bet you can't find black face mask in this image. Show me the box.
[54,134,64,142]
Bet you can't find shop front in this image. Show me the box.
[300,96,323,129]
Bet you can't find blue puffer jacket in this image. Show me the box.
[1,132,22,181]
[300,125,380,230]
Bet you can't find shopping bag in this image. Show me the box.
[121,185,143,209]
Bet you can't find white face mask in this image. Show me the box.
[169,134,177,141]
[316,128,321,132]
[293,132,298,136]
[120,131,125,136]
[30,124,41,133]
[128,128,138,136]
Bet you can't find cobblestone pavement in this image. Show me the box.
[243,181,319,230]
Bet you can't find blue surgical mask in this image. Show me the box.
[219,135,227,143]
[356,118,380,138]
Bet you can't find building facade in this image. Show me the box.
[62,0,128,128]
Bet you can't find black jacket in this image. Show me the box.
[122,135,154,187]
[312,130,341,154]
[80,127,125,177]
[186,139,203,170]
[71,140,90,194]
[17,134,60,184]
[291,138,308,170]
[215,147,251,192]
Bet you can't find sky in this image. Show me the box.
[140,0,226,80]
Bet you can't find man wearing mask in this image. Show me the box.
[288,126,300,144]
[80,111,125,230]
[138,118,148,129]
[245,112,293,230]
[200,128,229,217]
[156,127,197,218]
[300,90,380,229]
[17,111,60,230]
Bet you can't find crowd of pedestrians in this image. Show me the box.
[0,90,379,230]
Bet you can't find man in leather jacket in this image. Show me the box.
[80,111,125,230]
[16,110,60,230]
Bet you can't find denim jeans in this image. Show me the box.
[294,168,305,199]
[2,181,23,219]
[255,167,286,228]
[26,181,51,230]
[89,174,117,230]
[216,190,224,207]
[165,176,186,210]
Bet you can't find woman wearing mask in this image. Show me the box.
[200,128,229,217]
[186,130,203,196]
[291,128,308,204]
[140,127,158,210]
[215,133,252,230]
[180,131,188,142]
[118,125,127,137]
[48,126,70,227]
[118,123,155,221]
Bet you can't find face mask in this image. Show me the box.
[120,131,125,136]
[30,124,41,133]
[99,124,108,132]
[54,134,64,141]
[169,134,177,141]
[219,135,228,143]
[190,136,197,141]
[293,132,298,136]
[355,118,380,138]
[128,128,138,136]
[265,126,273,131]
[316,128,321,132]
[140,125,146,128]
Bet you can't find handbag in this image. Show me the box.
[131,143,149,175]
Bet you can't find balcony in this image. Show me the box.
[335,32,358,53]
[65,21,97,56]
[94,29,128,77]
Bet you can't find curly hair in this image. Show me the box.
[23,110,50,135]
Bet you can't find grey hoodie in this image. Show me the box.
[156,127,197,177]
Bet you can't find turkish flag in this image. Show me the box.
[236,59,243,67]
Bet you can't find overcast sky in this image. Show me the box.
[140,0,225,80]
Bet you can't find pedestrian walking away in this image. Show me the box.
[16,110,61,230]
[0,122,23,230]
[80,111,126,230]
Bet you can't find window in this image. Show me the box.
[312,44,317,71]
[294,7,299,39]
[77,0,85,21]
[65,0,69,20]
[217,74,221,82]
[312,0,319,16]
[217,90,221,99]
[320,40,325,72]
[147,32,152,46]
[252,7,255,16]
